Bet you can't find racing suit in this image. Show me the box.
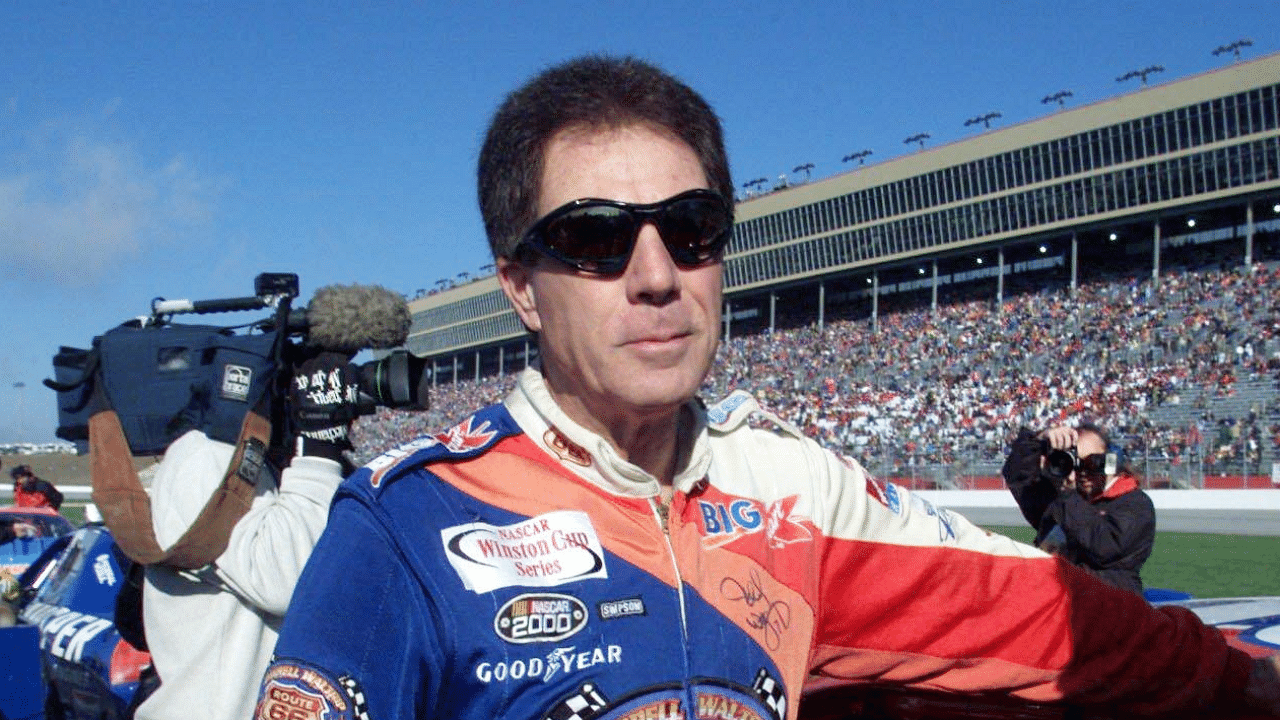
[1003,429,1156,594]
[135,430,345,720]
[257,368,1251,720]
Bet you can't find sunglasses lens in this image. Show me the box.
[1078,453,1107,475]
[543,206,636,273]
[657,197,731,265]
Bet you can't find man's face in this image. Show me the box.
[497,124,723,434]
[1074,431,1108,498]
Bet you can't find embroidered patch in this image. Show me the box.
[256,661,355,720]
[495,593,589,644]
[442,510,608,593]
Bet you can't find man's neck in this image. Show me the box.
[550,390,689,485]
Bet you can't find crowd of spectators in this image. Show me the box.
[351,259,1280,484]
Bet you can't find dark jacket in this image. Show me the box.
[1002,429,1155,594]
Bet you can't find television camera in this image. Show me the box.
[45,272,430,456]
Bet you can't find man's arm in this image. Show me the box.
[1002,427,1055,528]
[808,443,1255,715]
[147,432,344,615]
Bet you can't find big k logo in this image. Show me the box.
[699,493,814,549]
[435,416,499,454]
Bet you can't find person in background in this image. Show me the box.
[256,55,1280,720]
[10,465,63,511]
[134,352,361,720]
[1003,422,1155,594]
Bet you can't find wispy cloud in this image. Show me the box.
[0,106,223,287]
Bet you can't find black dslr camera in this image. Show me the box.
[1042,444,1078,483]
[46,272,430,455]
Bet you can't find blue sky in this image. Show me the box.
[1,1,1273,443]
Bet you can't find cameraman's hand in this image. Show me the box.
[1039,426,1078,452]
[1039,426,1079,492]
[290,351,360,463]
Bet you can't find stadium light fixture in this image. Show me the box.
[964,111,1002,130]
[1109,232,1118,241]
[1212,39,1253,61]
[917,267,926,275]
[1038,244,1048,253]
[793,163,815,182]
[842,149,873,165]
[1187,218,1196,228]
[975,257,984,265]
[904,133,931,149]
[1272,203,1279,213]
[1042,90,1073,108]
[1116,66,1165,86]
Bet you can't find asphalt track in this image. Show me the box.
[957,507,1280,536]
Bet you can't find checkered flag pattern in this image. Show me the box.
[543,682,609,720]
[339,675,371,720]
[753,668,786,720]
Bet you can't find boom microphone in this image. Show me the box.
[296,284,412,353]
[292,283,428,412]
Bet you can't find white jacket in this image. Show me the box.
[135,429,343,720]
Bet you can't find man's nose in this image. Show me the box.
[624,223,679,303]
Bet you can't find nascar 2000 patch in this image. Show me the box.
[495,593,588,643]
[442,510,608,593]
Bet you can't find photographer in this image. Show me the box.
[1002,423,1155,594]
[134,352,360,720]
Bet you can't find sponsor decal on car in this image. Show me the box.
[24,602,115,664]
[495,593,588,643]
[443,510,607,593]
[92,553,117,585]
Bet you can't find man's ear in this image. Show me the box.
[497,256,542,333]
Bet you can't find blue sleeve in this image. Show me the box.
[255,494,446,720]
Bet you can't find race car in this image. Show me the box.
[0,505,74,578]
[8,522,152,720]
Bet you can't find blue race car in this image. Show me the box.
[0,505,74,579]
[11,523,153,720]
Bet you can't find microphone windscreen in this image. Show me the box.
[305,284,411,353]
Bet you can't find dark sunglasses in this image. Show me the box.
[515,189,732,275]
[1077,452,1110,476]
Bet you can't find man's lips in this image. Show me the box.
[624,329,693,346]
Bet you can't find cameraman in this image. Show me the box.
[134,352,360,720]
[1002,423,1155,594]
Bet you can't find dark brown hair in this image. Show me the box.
[477,55,733,259]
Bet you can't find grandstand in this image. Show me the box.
[362,51,1280,489]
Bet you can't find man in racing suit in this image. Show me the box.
[1002,424,1155,594]
[255,55,1280,720]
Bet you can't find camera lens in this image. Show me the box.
[1044,448,1077,480]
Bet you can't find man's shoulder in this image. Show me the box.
[346,403,522,497]
[703,390,804,439]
